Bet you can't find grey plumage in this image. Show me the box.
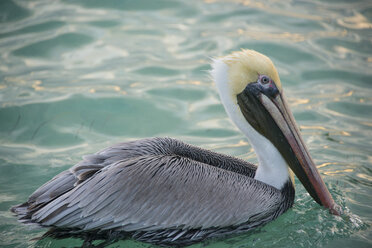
[11,137,294,246]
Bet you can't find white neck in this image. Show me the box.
[211,59,290,190]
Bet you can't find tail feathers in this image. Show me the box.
[11,202,42,226]
[11,202,29,218]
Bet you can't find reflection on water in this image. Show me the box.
[0,0,371,247]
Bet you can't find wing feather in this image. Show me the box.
[13,137,283,244]
[31,153,280,232]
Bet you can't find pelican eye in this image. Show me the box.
[260,75,270,84]
[254,74,279,97]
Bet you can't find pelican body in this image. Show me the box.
[12,50,338,246]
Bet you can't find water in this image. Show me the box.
[0,0,371,247]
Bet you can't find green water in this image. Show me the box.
[0,0,371,247]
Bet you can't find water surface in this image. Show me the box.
[0,0,371,247]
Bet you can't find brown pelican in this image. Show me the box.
[11,50,339,247]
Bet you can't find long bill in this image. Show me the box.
[237,88,340,215]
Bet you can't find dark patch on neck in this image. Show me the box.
[273,179,295,218]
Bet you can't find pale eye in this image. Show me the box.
[261,76,270,84]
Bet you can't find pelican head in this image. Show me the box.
[211,50,339,214]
